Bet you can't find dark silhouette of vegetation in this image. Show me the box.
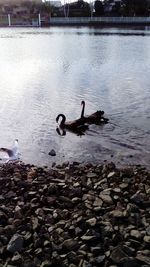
[68,0,91,17]
[1,0,150,18]
[94,0,104,16]
[112,1,121,16]
[121,0,149,16]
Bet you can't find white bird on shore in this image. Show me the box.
[0,139,21,163]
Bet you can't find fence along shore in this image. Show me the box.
[1,14,150,27]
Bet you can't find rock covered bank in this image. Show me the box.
[0,161,150,267]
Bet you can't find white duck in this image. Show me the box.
[0,139,21,163]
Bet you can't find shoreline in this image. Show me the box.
[0,161,150,267]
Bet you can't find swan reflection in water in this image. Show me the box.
[56,126,87,137]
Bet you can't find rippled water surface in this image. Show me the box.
[0,27,150,167]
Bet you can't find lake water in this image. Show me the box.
[0,26,150,168]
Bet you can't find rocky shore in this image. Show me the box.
[0,161,150,267]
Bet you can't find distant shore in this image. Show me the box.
[0,161,150,267]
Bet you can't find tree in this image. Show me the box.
[68,0,91,17]
[121,0,149,16]
[112,1,121,16]
[94,0,104,16]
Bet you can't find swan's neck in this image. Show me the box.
[81,102,85,118]
[59,114,66,127]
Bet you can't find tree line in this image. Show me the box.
[94,0,150,17]
[9,0,150,17]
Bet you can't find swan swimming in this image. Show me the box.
[0,139,21,163]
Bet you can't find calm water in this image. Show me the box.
[0,27,150,168]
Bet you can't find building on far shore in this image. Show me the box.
[0,0,42,4]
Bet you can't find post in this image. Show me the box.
[38,13,41,27]
[8,14,11,26]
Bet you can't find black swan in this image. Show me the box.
[56,114,88,132]
[81,100,109,124]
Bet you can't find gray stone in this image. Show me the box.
[144,236,150,244]
[40,260,52,267]
[81,235,96,241]
[111,246,128,263]
[86,218,97,226]
[93,197,103,207]
[99,194,113,204]
[94,255,105,263]
[130,230,142,240]
[11,252,22,264]
[7,234,23,253]
[86,172,97,178]
[63,239,79,251]
[107,171,115,178]
[48,149,56,156]
[136,254,150,265]
[119,257,139,267]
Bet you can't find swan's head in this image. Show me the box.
[81,100,85,105]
